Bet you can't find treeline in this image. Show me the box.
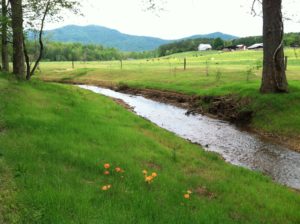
[232,33,300,47]
[158,38,214,56]
[25,41,157,62]
[158,33,300,57]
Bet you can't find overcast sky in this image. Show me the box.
[45,0,300,40]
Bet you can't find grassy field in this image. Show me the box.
[38,49,300,139]
[0,74,300,223]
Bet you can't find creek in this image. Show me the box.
[79,85,300,189]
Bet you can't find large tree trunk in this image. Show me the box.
[260,0,288,93]
[10,0,25,79]
[1,0,9,72]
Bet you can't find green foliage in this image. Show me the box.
[23,40,157,61]
[24,0,81,29]
[232,33,300,47]
[158,38,214,56]
[212,38,224,50]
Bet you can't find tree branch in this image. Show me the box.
[29,0,50,78]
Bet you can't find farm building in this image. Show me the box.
[223,44,246,51]
[198,44,212,51]
[237,44,247,50]
[248,43,263,50]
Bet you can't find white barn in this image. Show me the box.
[248,43,263,50]
[198,44,212,51]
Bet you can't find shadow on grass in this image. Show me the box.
[61,68,95,81]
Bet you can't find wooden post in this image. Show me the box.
[205,60,209,76]
[184,57,186,70]
[72,60,74,69]
[120,59,123,70]
[285,56,288,71]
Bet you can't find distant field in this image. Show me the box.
[38,49,300,139]
[39,49,300,94]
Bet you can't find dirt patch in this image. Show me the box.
[187,95,253,126]
[145,161,162,171]
[116,84,198,110]
[194,186,216,199]
[112,99,134,112]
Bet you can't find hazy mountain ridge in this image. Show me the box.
[40,25,238,52]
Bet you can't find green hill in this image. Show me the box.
[36,25,238,52]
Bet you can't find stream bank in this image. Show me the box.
[115,84,300,153]
[43,78,300,152]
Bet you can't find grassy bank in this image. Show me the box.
[0,74,300,223]
[38,49,300,144]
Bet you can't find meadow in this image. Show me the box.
[1,73,300,223]
[38,49,300,143]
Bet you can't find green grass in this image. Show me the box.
[0,74,300,223]
[38,49,300,137]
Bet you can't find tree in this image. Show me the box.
[260,0,288,93]
[10,0,25,79]
[23,0,80,80]
[212,38,224,50]
[1,0,9,72]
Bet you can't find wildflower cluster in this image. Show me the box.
[184,190,192,199]
[143,170,158,184]
[100,163,125,191]
[103,163,124,175]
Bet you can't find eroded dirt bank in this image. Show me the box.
[116,84,254,126]
[43,79,300,152]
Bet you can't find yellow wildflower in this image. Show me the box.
[151,172,157,178]
[145,176,153,183]
[184,194,190,199]
[115,167,122,173]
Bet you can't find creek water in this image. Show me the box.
[79,85,300,189]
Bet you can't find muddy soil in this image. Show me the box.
[116,84,253,126]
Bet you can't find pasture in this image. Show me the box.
[38,49,300,141]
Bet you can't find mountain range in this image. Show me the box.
[41,25,238,52]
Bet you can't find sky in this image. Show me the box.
[45,0,300,40]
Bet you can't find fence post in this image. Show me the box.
[184,57,186,70]
[285,56,288,71]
